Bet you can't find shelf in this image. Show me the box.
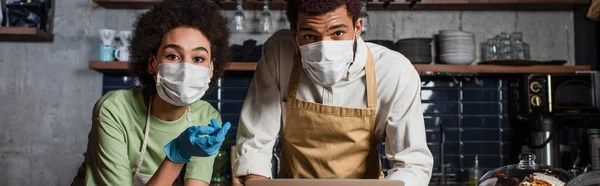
[413,64,591,74]
[89,61,258,73]
[92,0,288,10]
[92,0,586,10]
[90,61,591,75]
[92,0,156,9]
[89,61,130,74]
[0,27,54,42]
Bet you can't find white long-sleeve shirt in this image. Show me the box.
[234,30,433,185]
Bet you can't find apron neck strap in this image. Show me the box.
[287,55,303,100]
[287,48,377,109]
[364,48,377,109]
[135,96,192,174]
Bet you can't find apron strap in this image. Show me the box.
[364,49,377,110]
[286,55,303,100]
[135,99,153,174]
[135,97,192,174]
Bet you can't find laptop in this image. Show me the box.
[245,179,405,186]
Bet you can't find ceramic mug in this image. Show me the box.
[114,46,130,62]
[99,45,116,61]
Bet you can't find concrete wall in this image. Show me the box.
[0,0,575,185]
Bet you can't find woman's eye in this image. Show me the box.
[304,35,316,40]
[166,54,180,61]
[332,31,344,37]
[193,57,205,63]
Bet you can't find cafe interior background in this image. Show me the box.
[1,0,600,185]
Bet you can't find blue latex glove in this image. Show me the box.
[164,118,231,163]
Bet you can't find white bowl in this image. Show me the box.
[440,35,475,40]
[441,45,476,50]
[440,53,475,65]
[440,30,475,37]
[441,44,476,49]
[440,53,476,57]
[441,47,476,53]
[440,39,475,43]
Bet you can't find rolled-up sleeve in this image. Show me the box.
[384,67,434,185]
[233,31,291,178]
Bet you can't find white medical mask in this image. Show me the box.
[298,30,357,87]
[155,62,211,106]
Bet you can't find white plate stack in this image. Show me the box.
[439,30,476,65]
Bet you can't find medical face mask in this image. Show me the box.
[155,62,211,106]
[298,29,357,87]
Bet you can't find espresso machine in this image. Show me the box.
[508,73,600,172]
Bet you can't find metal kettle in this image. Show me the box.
[529,114,561,167]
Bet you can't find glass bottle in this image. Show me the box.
[511,32,526,60]
[468,154,481,185]
[498,32,512,60]
[486,38,498,61]
[258,0,273,34]
[211,149,229,184]
[232,0,246,33]
[524,42,531,60]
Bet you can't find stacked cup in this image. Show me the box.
[99,29,117,62]
[439,30,476,65]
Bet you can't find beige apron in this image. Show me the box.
[279,49,384,179]
[133,98,191,186]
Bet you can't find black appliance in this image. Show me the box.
[510,72,600,119]
[508,72,600,169]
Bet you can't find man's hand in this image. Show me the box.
[240,174,268,185]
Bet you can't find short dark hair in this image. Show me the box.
[286,0,361,31]
[129,0,230,91]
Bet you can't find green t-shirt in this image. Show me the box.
[84,87,219,185]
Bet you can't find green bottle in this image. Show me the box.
[211,149,228,185]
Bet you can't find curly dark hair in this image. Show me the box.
[129,0,230,91]
[286,0,361,31]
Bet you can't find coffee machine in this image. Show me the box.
[508,73,600,171]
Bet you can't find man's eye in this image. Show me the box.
[333,31,344,37]
[166,54,180,61]
[304,35,316,40]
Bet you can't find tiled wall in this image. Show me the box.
[420,76,511,182]
[102,72,515,182]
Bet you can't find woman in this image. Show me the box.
[81,0,231,185]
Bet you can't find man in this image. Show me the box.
[233,0,433,185]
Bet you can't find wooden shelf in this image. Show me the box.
[89,61,130,74]
[90,61,591,74]
[89,61,259,73]
[413,64,591,74]
[92,0,288,9]
[93,0,156,9]
[0,27,53,42]
[92,0,587,10]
